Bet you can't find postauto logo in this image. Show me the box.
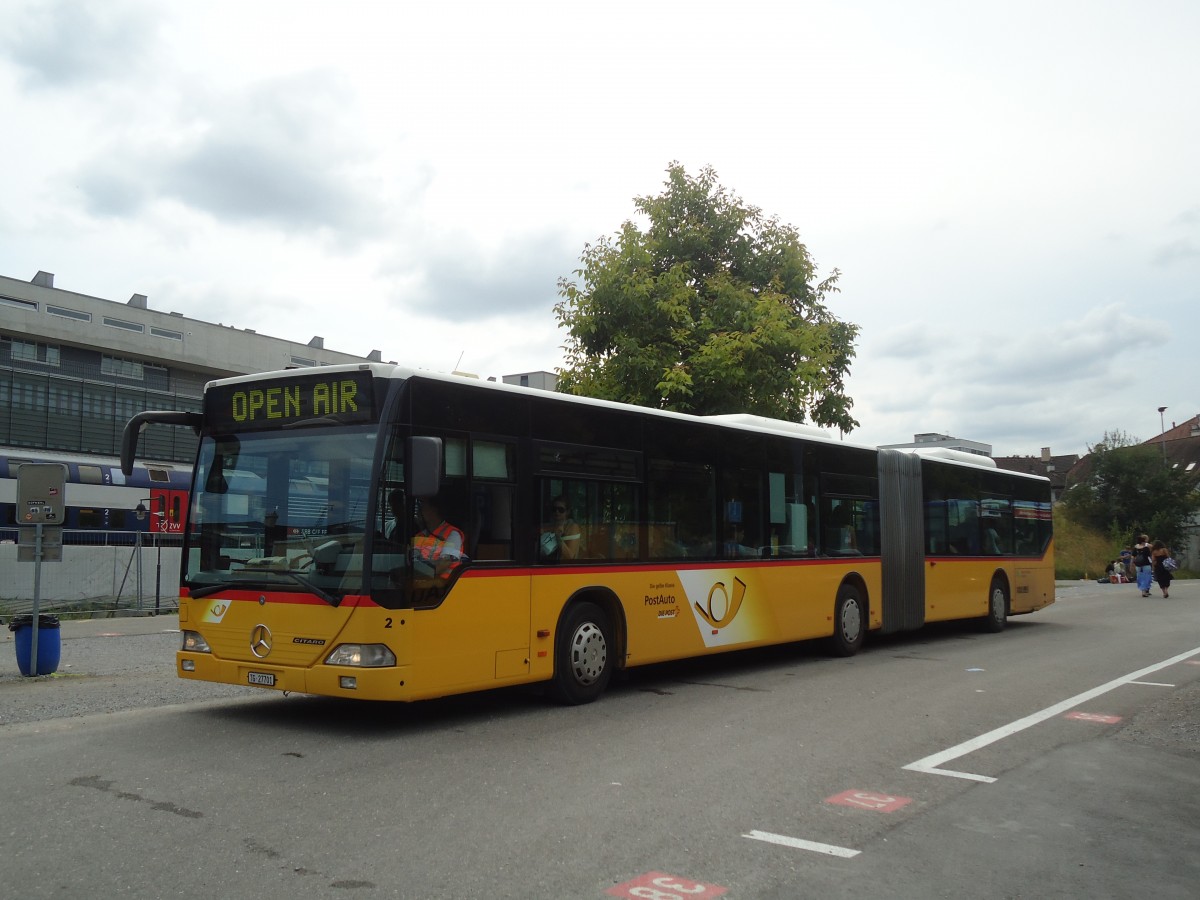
[676,571,760,648]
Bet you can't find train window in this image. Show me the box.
[77,508,105,528]
[146,467,171,483]
[78,465,104,485]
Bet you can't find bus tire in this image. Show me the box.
[826,583,866,657]
[551,601,613,705]
[980,577,1008,633]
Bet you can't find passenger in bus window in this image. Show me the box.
[983,523,1002,555]
[825,501,858,553]
[411,496,465,579]
[540,496,582,561]
[723,524,759,558]
[684,526,715,559]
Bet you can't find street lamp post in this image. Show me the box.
[1157,406,1168,462]
[135,497,164,614]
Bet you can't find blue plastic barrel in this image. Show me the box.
[10,614,62,676]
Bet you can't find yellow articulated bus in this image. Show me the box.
[121,364,1054,705]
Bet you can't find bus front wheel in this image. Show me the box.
[827,584,866,657]
[551,601,613,705]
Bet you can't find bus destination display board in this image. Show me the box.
[205,370,376,432]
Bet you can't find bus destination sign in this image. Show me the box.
[206,370,376,432]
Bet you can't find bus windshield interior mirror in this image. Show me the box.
[407,436,443,498]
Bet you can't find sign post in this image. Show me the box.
[16,464,67,676]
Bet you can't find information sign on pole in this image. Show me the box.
[17,463,67,524]
[15,463,68,677]
[16,464,67,563]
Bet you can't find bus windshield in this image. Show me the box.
[185,425,377,602]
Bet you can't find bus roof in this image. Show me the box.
[206,363,861,445]
[201,364,1048,482]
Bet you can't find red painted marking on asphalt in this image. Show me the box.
[825,789,913,813]
[1066,712,1122,724]
[607,871,728,898]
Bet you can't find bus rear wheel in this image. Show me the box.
[551,601,613,705]
[827,584,866,657]
[980,577,1008,633]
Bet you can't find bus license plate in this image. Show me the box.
[247,672,276,686]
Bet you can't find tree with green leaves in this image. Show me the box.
[1061,430,1200,549]
[554,163,860,432]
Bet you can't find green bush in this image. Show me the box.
[1053,508,1190,580]
[1053,511,1123,581]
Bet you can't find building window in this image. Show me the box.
[10,340,36,362]
[101,355,144,380]
[102,316,145,333]
[4,338,61,367]
[150,326,183,340]
[1,295,38,312]
[47,305,92,322]
[290,356,317,367]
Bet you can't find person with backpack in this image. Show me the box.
[1150,540,1174,598]
[1133,534,1154,597]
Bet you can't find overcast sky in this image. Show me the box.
[1,0,1196,457]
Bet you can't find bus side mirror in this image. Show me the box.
[407,436,443,499]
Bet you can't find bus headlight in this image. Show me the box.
[324,644,396,667]
[181,631,211,653]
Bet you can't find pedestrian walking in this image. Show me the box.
[1133,534,1154,597]
[1150,540,1173,598]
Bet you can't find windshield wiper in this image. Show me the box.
[190,581,237,600]
[188,572,338,606]
[277,571,339,606]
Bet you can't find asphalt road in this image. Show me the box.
[1,580,1197,899]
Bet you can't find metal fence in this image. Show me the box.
[0,530,182,619]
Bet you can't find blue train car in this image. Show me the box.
[0,447,190,543]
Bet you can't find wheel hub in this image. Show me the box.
[571,622,607,684]
[841,599,862,640]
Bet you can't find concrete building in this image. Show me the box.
[502,370,558,391]
[879,432,993,457]
[1,270,393,464]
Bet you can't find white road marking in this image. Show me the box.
[743,830,860,858]
[904,646,1200,782]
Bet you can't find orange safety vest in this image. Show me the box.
[413,521,465,579]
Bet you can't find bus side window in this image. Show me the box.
[470,439,515,561]
[471,484,514,561]
[648,460,715,560]
[823,499,857,554]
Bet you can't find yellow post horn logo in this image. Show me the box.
[696,577,747,629]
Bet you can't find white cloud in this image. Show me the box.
[1,0,1198,457]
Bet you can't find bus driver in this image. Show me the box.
[410,495,465,580]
